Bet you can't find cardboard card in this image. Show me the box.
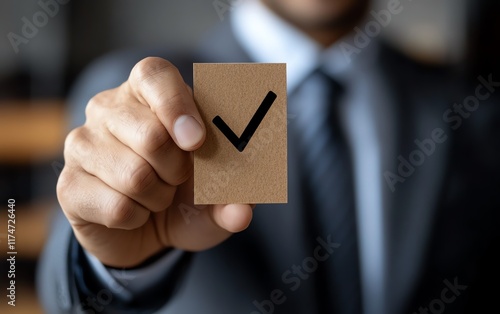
[193,63,287,204]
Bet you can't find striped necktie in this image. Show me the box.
[290,69,362,314]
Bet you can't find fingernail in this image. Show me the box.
[174,115,204,149]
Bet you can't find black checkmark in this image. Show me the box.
[212,91,277,152]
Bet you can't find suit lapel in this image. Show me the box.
[379,46,453,314]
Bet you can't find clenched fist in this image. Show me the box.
[57,57,253,268]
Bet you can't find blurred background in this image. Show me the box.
[0,0,498,312]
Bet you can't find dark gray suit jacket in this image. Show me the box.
[37,21,500,314]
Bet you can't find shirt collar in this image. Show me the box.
[231,0,380,92]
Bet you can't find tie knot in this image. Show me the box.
[290,68,344,127]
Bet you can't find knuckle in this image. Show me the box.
[85,95,99,117]
[85,90,110,120]
[56,168,73,204]
[56,169,83,225]
[64,127,87,159]
[64,127,90,164]
[137,120,175,155]
[105,195,137,228]
[65,127,85,148]
[123,159,156,195]
[131,57,176,83]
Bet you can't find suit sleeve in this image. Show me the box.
[37,209,193,313]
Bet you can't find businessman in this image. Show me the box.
[38,0,500,313]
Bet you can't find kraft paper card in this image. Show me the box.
[193,63,287,204]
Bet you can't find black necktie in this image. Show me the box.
[291,69,362,314]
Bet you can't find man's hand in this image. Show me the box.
[57,57,253,268]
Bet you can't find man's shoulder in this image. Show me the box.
[377,41,453,90]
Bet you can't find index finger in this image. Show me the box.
[125,57,205,151]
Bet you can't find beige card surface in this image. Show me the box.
[193,63,287,204]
